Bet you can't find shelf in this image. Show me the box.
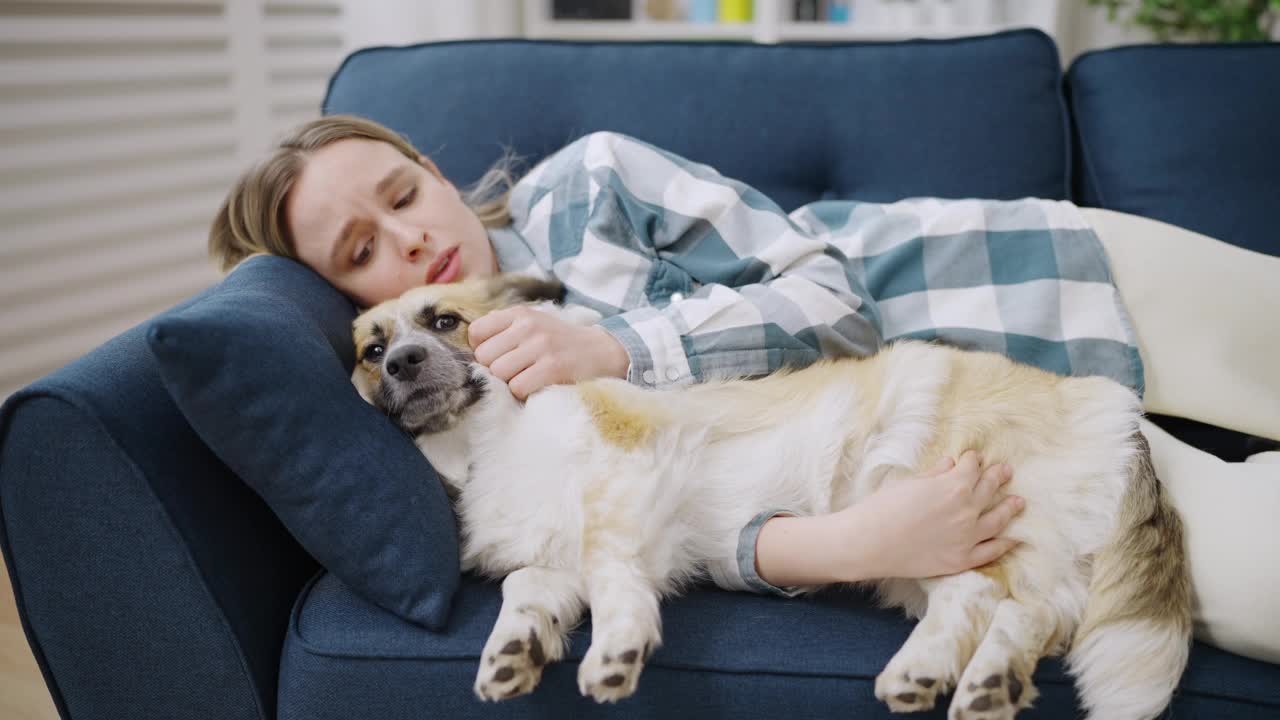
[521,0,1063,45]
[525,19,757,41]
[525,19,1012,43]
[777,20,1006,41]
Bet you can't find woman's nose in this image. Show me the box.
[388,220,427,260]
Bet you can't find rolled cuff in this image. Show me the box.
[735,509,808,599]
[599,312,695,388]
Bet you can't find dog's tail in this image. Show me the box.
[1067,431,1193,720]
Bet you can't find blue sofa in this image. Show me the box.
[3,31,1278,720]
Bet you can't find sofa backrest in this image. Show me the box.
[324,30,1071,212]
[1067,41,1280,257]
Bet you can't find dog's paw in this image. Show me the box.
[948,664,1035,720]
[473,607,562,701]
[577,635,655,703]
[875,666,947,713]
[875,646,959,713]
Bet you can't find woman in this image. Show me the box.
[209,116,1280,665]
[210,114,1025,596]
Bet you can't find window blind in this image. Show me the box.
[0,0,346,400]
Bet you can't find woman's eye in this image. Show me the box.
[393,186,417,210]
[353,238,373,266]
[432,314,459,332]
[362,344,384,362]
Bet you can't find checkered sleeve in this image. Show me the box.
[567,132,881,387]
[792,197,1145,393]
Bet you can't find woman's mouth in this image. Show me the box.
[426,247,461,284]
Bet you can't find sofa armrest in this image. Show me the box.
[1,390,317,720]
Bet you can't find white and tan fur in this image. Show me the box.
[352,276,1191,718]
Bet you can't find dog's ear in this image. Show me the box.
[351,366,378,405]
[485,274,564,306]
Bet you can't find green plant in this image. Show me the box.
[1087,0,1280,41]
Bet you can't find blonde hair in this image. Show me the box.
[208,114,519,272]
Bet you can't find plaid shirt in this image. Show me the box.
[488,131,1144,597]
[491,131,1143,394]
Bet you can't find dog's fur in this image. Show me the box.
[352,275,1192,718]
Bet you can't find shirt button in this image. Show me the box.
[642,370,656,384]
[666,368,680,381]
[670,292,684,303]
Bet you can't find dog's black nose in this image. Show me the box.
[385,345,427,381]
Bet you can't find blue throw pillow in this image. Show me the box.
[146,254,458,628]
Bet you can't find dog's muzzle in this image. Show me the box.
[385,344,428,383]
[374,335,483,436]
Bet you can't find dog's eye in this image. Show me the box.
[432,314,460,332]
[362,344,385,362]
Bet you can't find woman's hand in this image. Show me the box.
[469,307,630,400]
[752,451,1025,588]
[836,451,1024,580]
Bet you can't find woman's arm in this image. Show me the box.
[755,452,1025,587]
[503,131,880,390]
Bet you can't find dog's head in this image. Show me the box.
[351,274,563,436]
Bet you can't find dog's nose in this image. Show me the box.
[385,345,427,382]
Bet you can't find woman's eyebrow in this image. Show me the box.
[375,166,409,195]
[327,166,410,266]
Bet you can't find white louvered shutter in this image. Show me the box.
[0,0,347,401]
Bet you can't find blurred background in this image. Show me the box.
[0,0,1272,404]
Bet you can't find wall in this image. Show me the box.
[342,0,521,54]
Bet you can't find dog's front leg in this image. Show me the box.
[577,546,661,703]
[474,566,585,701]
[948,597,1052,719]
[875,571,1006,712]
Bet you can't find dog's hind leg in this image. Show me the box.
[948,597,1056,719]
[875,571,1005,712]
[474,566,585,701]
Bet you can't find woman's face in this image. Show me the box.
[288,137,496,308]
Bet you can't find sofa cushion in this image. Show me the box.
[146,255,458,628]
[1067,42,1280,257]
[324,30,1070,213]
[278,572,1280,719]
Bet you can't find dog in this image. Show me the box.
[351,274,1191,719]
